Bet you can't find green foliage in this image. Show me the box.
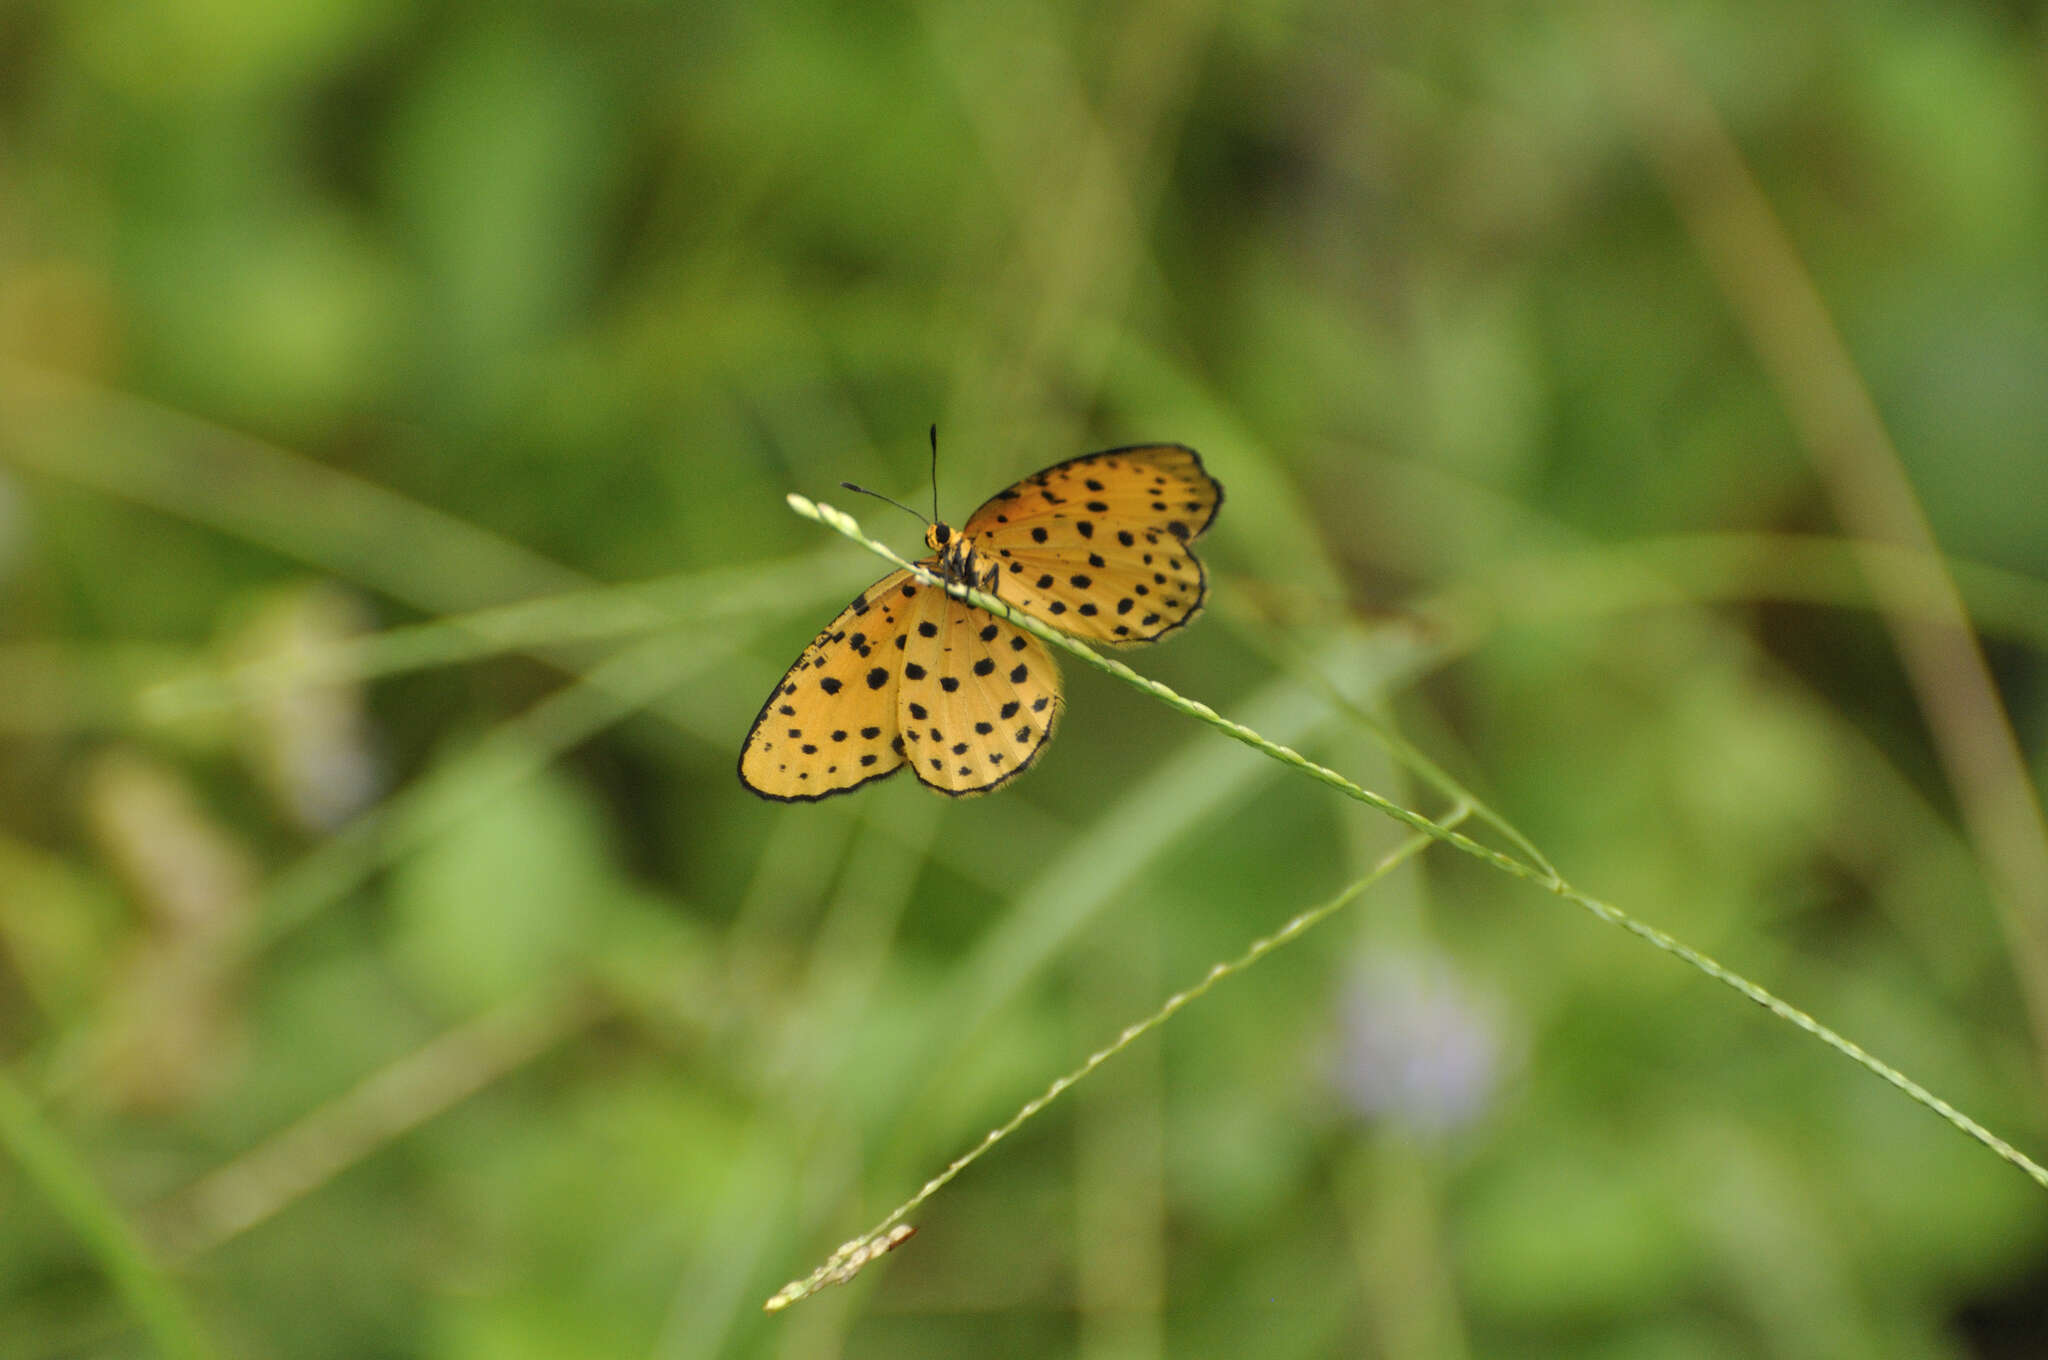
[2,1,2046,1356]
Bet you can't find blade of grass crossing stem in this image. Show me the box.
[764,812,1467,1311]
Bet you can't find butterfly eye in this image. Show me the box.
[931,523,952,547]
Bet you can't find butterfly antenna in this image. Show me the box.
[928,423,940,523]
[838,481,930,529]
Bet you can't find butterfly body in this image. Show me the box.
[739,444,1221,802]
[925,521,1002,594]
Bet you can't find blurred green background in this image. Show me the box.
[4,0,2048,1356]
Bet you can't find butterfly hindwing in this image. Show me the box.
[737,569,915,801]
[963,444,1221,643]
[896,581,1063,796]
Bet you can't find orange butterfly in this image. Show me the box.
[739,443,1223,801]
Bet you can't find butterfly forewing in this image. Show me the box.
[737,569,915,800]
[963,444,1221,643]
[897,585,1062,795]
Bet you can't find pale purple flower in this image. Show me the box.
[1330,949,1508,1134]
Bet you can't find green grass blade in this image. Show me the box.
[0,1069,216,1359]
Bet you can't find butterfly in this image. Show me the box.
[738,443,1223,801]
